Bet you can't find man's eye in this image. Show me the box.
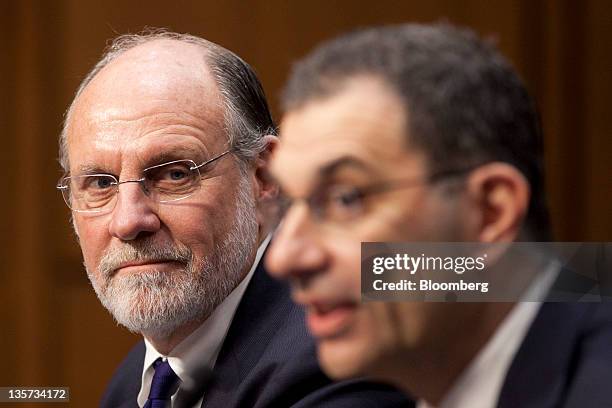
[322,186,365,221]
[88,176,115,190]
[168,169,188,180]
[333,190,362,206]
[148,162,196,195]
[149,164,192,184]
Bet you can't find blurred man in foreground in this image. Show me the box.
[58,30,410,407]
[267,24,612,407]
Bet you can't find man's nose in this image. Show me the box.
[266,205,328,282]
[108,182,161,241]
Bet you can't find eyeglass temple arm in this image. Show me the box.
[357,167,475,197]
[191,150,232,171]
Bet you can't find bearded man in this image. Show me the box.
[58,30,410,408]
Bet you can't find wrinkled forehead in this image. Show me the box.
[272,77,426,192]
[65,40,227,168]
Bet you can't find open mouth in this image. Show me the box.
[306,301,359,338]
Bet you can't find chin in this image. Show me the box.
[317,334,380,380]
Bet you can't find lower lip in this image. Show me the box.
[116,262,178,274]
[306,304,357,338]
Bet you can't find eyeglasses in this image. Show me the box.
[57,150,232,213]
[275,167,473,227]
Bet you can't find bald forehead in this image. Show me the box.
[96,38,211,86]
[64,38,228,172]
[72,39,220,121]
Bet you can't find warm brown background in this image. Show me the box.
[1,0,610,406]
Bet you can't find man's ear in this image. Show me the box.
[252,135,280,201]
[464,162,530,243]
[251,135,280,233]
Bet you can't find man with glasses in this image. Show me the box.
[58,30,409,407]
[266,23,612,407]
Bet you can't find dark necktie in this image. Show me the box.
[144,357,180,408]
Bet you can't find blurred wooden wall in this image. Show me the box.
[1,0,610,406]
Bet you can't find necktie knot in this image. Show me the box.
[144,358,180,408]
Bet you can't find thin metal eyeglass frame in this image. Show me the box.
[57,149,232,213]
[278,166,475,224]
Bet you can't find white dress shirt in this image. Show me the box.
[418,261,559,408]
[137,235,271,408]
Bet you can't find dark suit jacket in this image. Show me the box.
[100,261,412,408]
[497,302,612,407]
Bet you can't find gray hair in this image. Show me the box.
[59,29,276,173]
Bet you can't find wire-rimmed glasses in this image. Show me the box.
[57,150,232,213]
[273,167,474,227]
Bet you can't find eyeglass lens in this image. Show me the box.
[61,160,202,212]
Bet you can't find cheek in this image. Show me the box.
[317,305,386,378]
[159,214,210,263]
[390,302,428,346]
[157,195,239,254]
[390,302,460,351]
[74,215,112,271]
[365,303,411,351]
[365,193,464,242]
[318,302,407,379]
[355,303,434,358]
[325,236,362,295]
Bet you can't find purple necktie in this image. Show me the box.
[144,357,180,408]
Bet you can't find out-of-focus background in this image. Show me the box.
[1,0,610,406]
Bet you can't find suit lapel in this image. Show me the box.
[497,303,589,408]
[100,341,145,408]
[201,260,294,407]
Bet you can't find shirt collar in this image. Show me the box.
[418,261,559,408]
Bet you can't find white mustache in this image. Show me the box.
[98,240,192,280]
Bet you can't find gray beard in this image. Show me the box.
[86,176,258,339]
